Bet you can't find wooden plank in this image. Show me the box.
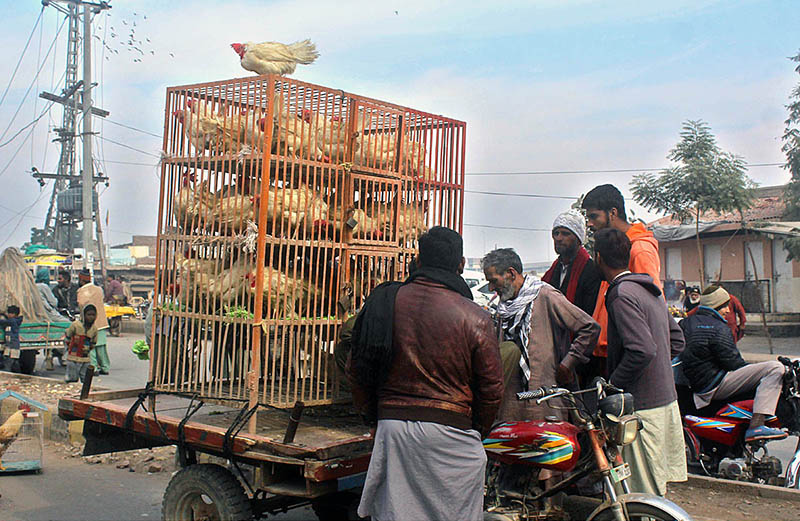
[304,452,371,482]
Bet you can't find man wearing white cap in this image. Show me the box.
[541,210,603,317]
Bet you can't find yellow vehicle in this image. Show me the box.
[104,304,136,336]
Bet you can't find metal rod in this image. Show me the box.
[282,400,305,443]
[80,365,95,399]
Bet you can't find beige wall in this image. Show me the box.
[658,233,800,312]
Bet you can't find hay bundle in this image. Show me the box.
[0,248,53,322]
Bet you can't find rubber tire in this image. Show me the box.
[591,501,680,521]
[311,491,364,521]
[162,463,253,521]
[19,350,36,375]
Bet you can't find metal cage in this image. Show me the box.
[151,74,466,411]
[0,391,46,473]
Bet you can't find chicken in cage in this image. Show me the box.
[0,390,47,473]
[154,74,465,407]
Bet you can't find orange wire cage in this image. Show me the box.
[150,74,466,408]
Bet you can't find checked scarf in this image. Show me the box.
[496,275,544,389]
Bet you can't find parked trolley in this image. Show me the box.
[59,73,466,520]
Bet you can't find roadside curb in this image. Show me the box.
[687,474,800,502]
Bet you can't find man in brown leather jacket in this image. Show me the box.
[350,226,503,521]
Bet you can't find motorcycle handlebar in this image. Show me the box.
[516,388,548,401]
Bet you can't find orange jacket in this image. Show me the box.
[592,223,662,357]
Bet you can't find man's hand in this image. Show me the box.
[556,363,574,386]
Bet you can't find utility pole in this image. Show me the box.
[35,0,110,268]
[81,2,93,271]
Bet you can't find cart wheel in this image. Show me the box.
[311,491,364,521]
[19,350,36,375]
[162,463,253,521]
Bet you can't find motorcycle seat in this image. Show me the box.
[676,384,756,417]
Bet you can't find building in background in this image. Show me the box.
[107,235,156,299]
[651,185,800,314]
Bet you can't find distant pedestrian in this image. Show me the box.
[105,274,126,304]
[64,304,98,383]
[725,292,747,342]
[595,228,687,496]
[77,270,111,375]
[351,227,503,521]
[53,269,78,315]
[0,305,23,373]
[683,286,701,313]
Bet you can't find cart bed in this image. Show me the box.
[58,388,372,491]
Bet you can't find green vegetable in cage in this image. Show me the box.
[132,340,150,360]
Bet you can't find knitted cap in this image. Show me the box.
[552,210,586,244]
[699,285,730,310]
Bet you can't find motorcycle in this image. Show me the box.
[484,380,692,521]
[676,356,800,487]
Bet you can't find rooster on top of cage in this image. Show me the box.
[231,40,319,76]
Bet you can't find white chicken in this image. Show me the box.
[244,267,318,319]
[261,184,329,238]
[231,40,319,76]
[261,94,322,161]
[303,111,354,164]
[174,100,249,155]
[173,174,214,231]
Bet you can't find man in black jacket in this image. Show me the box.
[595,228,686,496]
[680,285,787,442]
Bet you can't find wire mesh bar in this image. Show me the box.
[152,74,465,408]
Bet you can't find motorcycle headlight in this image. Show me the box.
[605,414,642,446]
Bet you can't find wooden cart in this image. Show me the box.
[59,388,372,520]
[56,74,465,520]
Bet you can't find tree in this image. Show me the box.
[631,120,754,288]
[782,51,800,259]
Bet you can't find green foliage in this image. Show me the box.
[631,120,754,287]
[783,51,800,259]
[224,305,254,320]
[631,120,755,223]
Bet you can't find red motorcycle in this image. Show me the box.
[484,380,692,521]
[675,356,800,487]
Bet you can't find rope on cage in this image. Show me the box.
[238,220,259,254]
[158,150,174,167]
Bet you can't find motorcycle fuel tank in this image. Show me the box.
[483,421,581,472]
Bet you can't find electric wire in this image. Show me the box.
[0,14,69,143]
[97,135,161,158]
[0,7,44,111]
[103,118,162,138]
[465,163,784,176]
[464,223,551,232]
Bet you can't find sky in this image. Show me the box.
[0,0,797,263]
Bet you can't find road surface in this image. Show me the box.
[2,444,317,521]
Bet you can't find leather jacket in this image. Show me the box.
[372,278,503,436]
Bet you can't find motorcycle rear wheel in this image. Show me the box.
[592,502,682,521]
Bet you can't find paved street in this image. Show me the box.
[29,319,149,391]
[1,444,318,521]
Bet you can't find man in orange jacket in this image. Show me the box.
[582,184,662,375]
